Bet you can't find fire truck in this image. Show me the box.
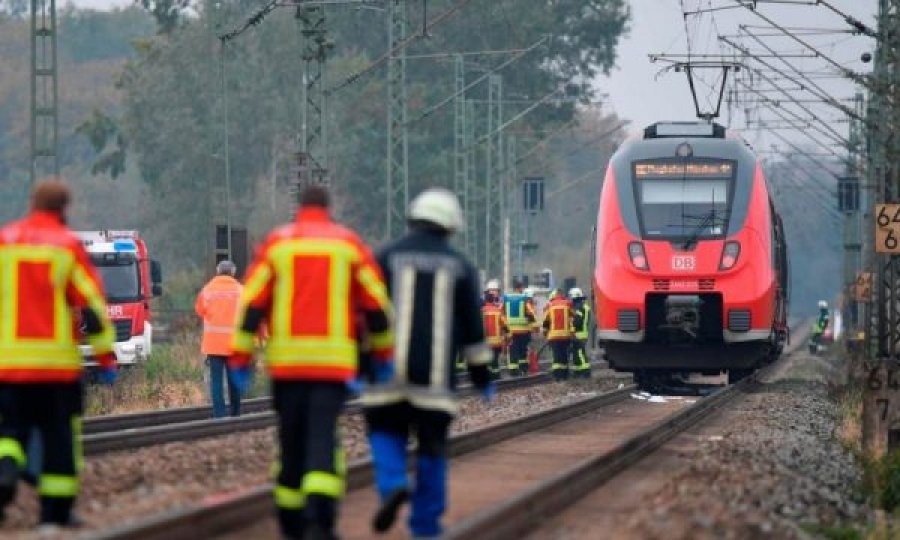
[77,231,162,366]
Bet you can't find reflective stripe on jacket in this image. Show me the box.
[573,303,591,340]
[232,208,393,382]
[482,303,507,348]
[0,211,115,382]
[195,275,243,356]
[542,297,573,341]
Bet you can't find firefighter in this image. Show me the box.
[542,288,574,381]
[0,178,117,528]
[569,288,592,379]
[229,186,393,540]
[809,300,830,354]
[482,281,508,380]
[362,188,493,539]
[504,281,536,376]
[195,260,243,418]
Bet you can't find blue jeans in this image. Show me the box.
[208,355,241,418]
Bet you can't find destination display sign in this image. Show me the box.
[635,161,734,179]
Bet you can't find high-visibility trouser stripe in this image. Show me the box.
[551,364,568,370]
[38,474,78,498]
[302,471,344,498]
[0,438,25,467]
[274,485,305,510]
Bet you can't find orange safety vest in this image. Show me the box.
[233,207,393,382]
[195,275,243,356]
[0,211,115,382]
[542,297,574,341]
[481,303,507,349]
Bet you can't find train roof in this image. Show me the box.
[615,121,756,163]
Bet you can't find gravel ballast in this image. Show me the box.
[0,375,624,537]
[621,353,866,539]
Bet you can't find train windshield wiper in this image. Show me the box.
[681,209,719,250]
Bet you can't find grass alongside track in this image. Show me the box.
[85,330,269,416]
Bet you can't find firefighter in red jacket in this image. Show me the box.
[481,281,508,380]
[0,179,117,528]
[542,288,574,381]
[229,186,393,540]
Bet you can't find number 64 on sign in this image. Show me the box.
[876,204,900,253]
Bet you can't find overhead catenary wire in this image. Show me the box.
[326,0,479,94]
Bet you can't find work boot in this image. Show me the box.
[0,457,18,509]
[373,487,409,533]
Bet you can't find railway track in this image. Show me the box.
[92,381,637,540]
[93,345,796,540]
[82,370,577,456]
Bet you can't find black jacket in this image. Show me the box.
[361,228,491,414]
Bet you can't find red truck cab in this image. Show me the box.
[77,230,162,366]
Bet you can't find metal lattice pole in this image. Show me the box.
[30,0,58,183]
[484,74,503,276]
[453,54,469,255]
[465,98,479,266]
[504,134,517,289]
[298,5,330,190]
[386,0,409,239]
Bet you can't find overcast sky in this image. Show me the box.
[64,0,876,144]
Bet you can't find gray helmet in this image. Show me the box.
[216,260,236,276]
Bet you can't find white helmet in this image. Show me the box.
[485,279,501,292]
[569,287,584,299]
[408,188,464,232]
[818,300,828,309]
[524,287,535,298]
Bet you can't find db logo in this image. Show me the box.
[107,305,124,318]
[672,255,696,272]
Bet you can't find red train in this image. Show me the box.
[591,122,789,387]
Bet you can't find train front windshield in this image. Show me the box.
[633,160,735,241]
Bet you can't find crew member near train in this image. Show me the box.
[542,288,574,381]
[0,178,117,528]
[810,300,831,352]
[362,188,493,539]
[195,260,243,418]
[504,281,535,376]
[569,287,592,378]
[482,281,508,380]
[229,185,393,540]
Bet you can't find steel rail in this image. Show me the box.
[82,372,564,456]
[444,371,759,540]
[82,361,559,435]
[92,384,636,540]
[444,323,808,540]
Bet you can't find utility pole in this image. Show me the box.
[296,4,332,192]
[30,0,58,183]
[453,54,469,255]
[484,74,503,277]
[386,0,409,239]
[465,98,479,267]
[504,134,517,289]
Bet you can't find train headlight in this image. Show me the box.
[628,242,649,271]
[719,241,741,271]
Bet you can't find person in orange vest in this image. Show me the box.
[229,186,393,540]
[195,260,244,418]
[542,288,574,381]
[0,178,117,529]
[482,280,508,380]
